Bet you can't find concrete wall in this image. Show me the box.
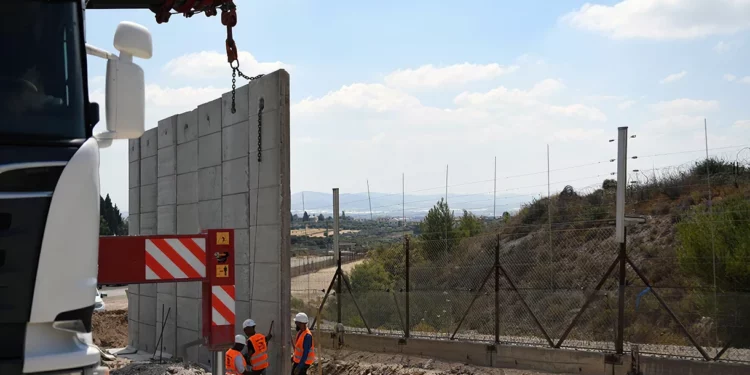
[127,70,291,374]
[318,333,750,375]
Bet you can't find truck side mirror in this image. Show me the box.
[104,22,152,140]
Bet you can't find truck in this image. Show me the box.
[0,1,153,374]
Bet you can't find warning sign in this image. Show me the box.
[216,232,230,245]
[216,265,230,278]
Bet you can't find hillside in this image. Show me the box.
[317,158,750,357]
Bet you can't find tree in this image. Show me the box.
[99,194,127,236]
[292,213,299,222]
[502,211,511,223]
[419,199,459,260]
[302,211,310,222]
[318,213,325,222]
[602,179,617,190]
[457,210,483,237]
[342,211,346,220]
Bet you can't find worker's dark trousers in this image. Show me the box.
[250,369,266,375]
[291,363,308,375]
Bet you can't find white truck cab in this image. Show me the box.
[0,1,150,374]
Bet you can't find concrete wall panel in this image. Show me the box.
[140,283,157,297]
[222,85,249,127]
[234,229,249,265]
[234,300,250,334]
[157,175,177,206]
[222,193,248,229]
[140,128,158,158]
[158,115,178,149]
[234,264,251,302]
[248,149,279,190]
[249,110,280,152]
[198,199,222,230]
[176,140,198,174]
[198,132,222,169]
[177,110,198,144]
[139,212,156,235]
[176,282,202,299]
[249,225,280,264]
[137,322,156,354]
[140,156,157,185]
[222,157,248,196]
[198,98,222,136]
[222,121,248,161]
[140,184,157,213]
[248,186,280,226]
[129,139,140,163]
[157,282,176,295]
[157,206,176,234]
[128,161,139,188]
[139,295,157,323]
[129,188,140,215]
[198,166,222,201]
[176,204,199,234]
[158,146,176,177]
[251,264,279,303]
[176,172,199,204]
[176,297,202,330]
[128,215,139,235]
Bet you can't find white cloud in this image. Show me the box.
[740,76,750,84]
[547,104,607,121]
[163,51,290,79]
[384,63,519,89]
[734,120,750,128]
[724,74,737,82]
[561,0,750,40]
[659,70,687,84]
[549,128,605,142]
[618,100,636,109]
[714,40,740,53]
[641,114,706,130]
[586,95,625,101]
[650,98,719,114]
[454,79,565,108]
[294,83,421,114]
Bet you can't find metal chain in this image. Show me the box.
[258,98,264,162]
[229,64,265,114]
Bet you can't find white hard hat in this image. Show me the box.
[234,334,246,344]
[243,319,256,328]
[294,312,309,324]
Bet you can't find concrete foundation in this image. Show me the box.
[126,70,291,373]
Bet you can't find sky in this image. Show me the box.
[87,0,750,215]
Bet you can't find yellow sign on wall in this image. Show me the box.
[216,231,230,245]
[216,265,229,278]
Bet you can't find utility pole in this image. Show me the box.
[615,127,628,355]
[333,188,341,324]
[547,145,552,251]
[705,119,719,348]
[445,165,449,253]
[402,173,405,231]
[302,192,307,235]
[366,179,373,220]
[494,156,497,219]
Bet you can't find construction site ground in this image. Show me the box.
[95,310,556,375]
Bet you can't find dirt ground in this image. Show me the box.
[93,309,129,348]
[291,260,365,303]
[110,360,208,375]
[291,228,360,237]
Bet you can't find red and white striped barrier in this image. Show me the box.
[211,285,235,326]
[145,238,206,280]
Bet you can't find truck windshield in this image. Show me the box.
[0,0,87,140]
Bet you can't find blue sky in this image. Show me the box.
[89,0,750,214]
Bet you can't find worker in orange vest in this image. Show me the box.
[291,312,315,375]
[242,319,272,374]
[225,334,252,375]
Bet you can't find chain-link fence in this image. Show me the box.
[292,157,750,364]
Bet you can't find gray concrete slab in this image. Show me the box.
[248,71,285,115]
[222,121,248,161]
[176,204,199,234]
[251,264,280,303]
[248,110,280,152]
[222,193,248,229]
[139,295,157,323]
[234,264,251,302]
[157,206,176,234]
[198,199,222,230]
[222,85,249,127]
[127,288,139,309]
[248,300,277,337]
[140,283,157,297]
[129,161,139,188]
[248,149,279,190]
[176,140,198,174]
[140,156,157,186]
[222,157,248,196]
[176,110,198,144]
[157,146,176,178]
[129,139,140,163]
[248,187,280,226]
[128,284,139,295]
[139,184,157,213]
[157,282,176,296]
[128,214,139,235]
[139,212,156,235]
[137,322,156,354]
[128,319,139,348]
[177,281,202,299]
[156,292,177,323]
[157,175,176,206]
[176,172,198,204]
[234,229,249,265]
[234,300,250,334]
[249,225,280,264]
[176,297,201,330]
[129,188,140,215]
[198,98,222,137]
[141,128,158,158]
[176,327,200,363]
[198,132,222,169]
[198,166,222,201]
[158,115,177,149]
[154,321,176,357]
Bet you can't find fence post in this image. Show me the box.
[495,234,500,344]
[615,126,628,355]
[405,235,410,338]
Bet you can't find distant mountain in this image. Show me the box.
[291,191,528,219]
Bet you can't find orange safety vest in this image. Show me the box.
[292,328,315,365]
[225,348,246,375]
[248,334,269,370]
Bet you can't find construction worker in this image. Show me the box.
[291,312,315,375]
[225,334,252,375]
[242,319,272,374]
